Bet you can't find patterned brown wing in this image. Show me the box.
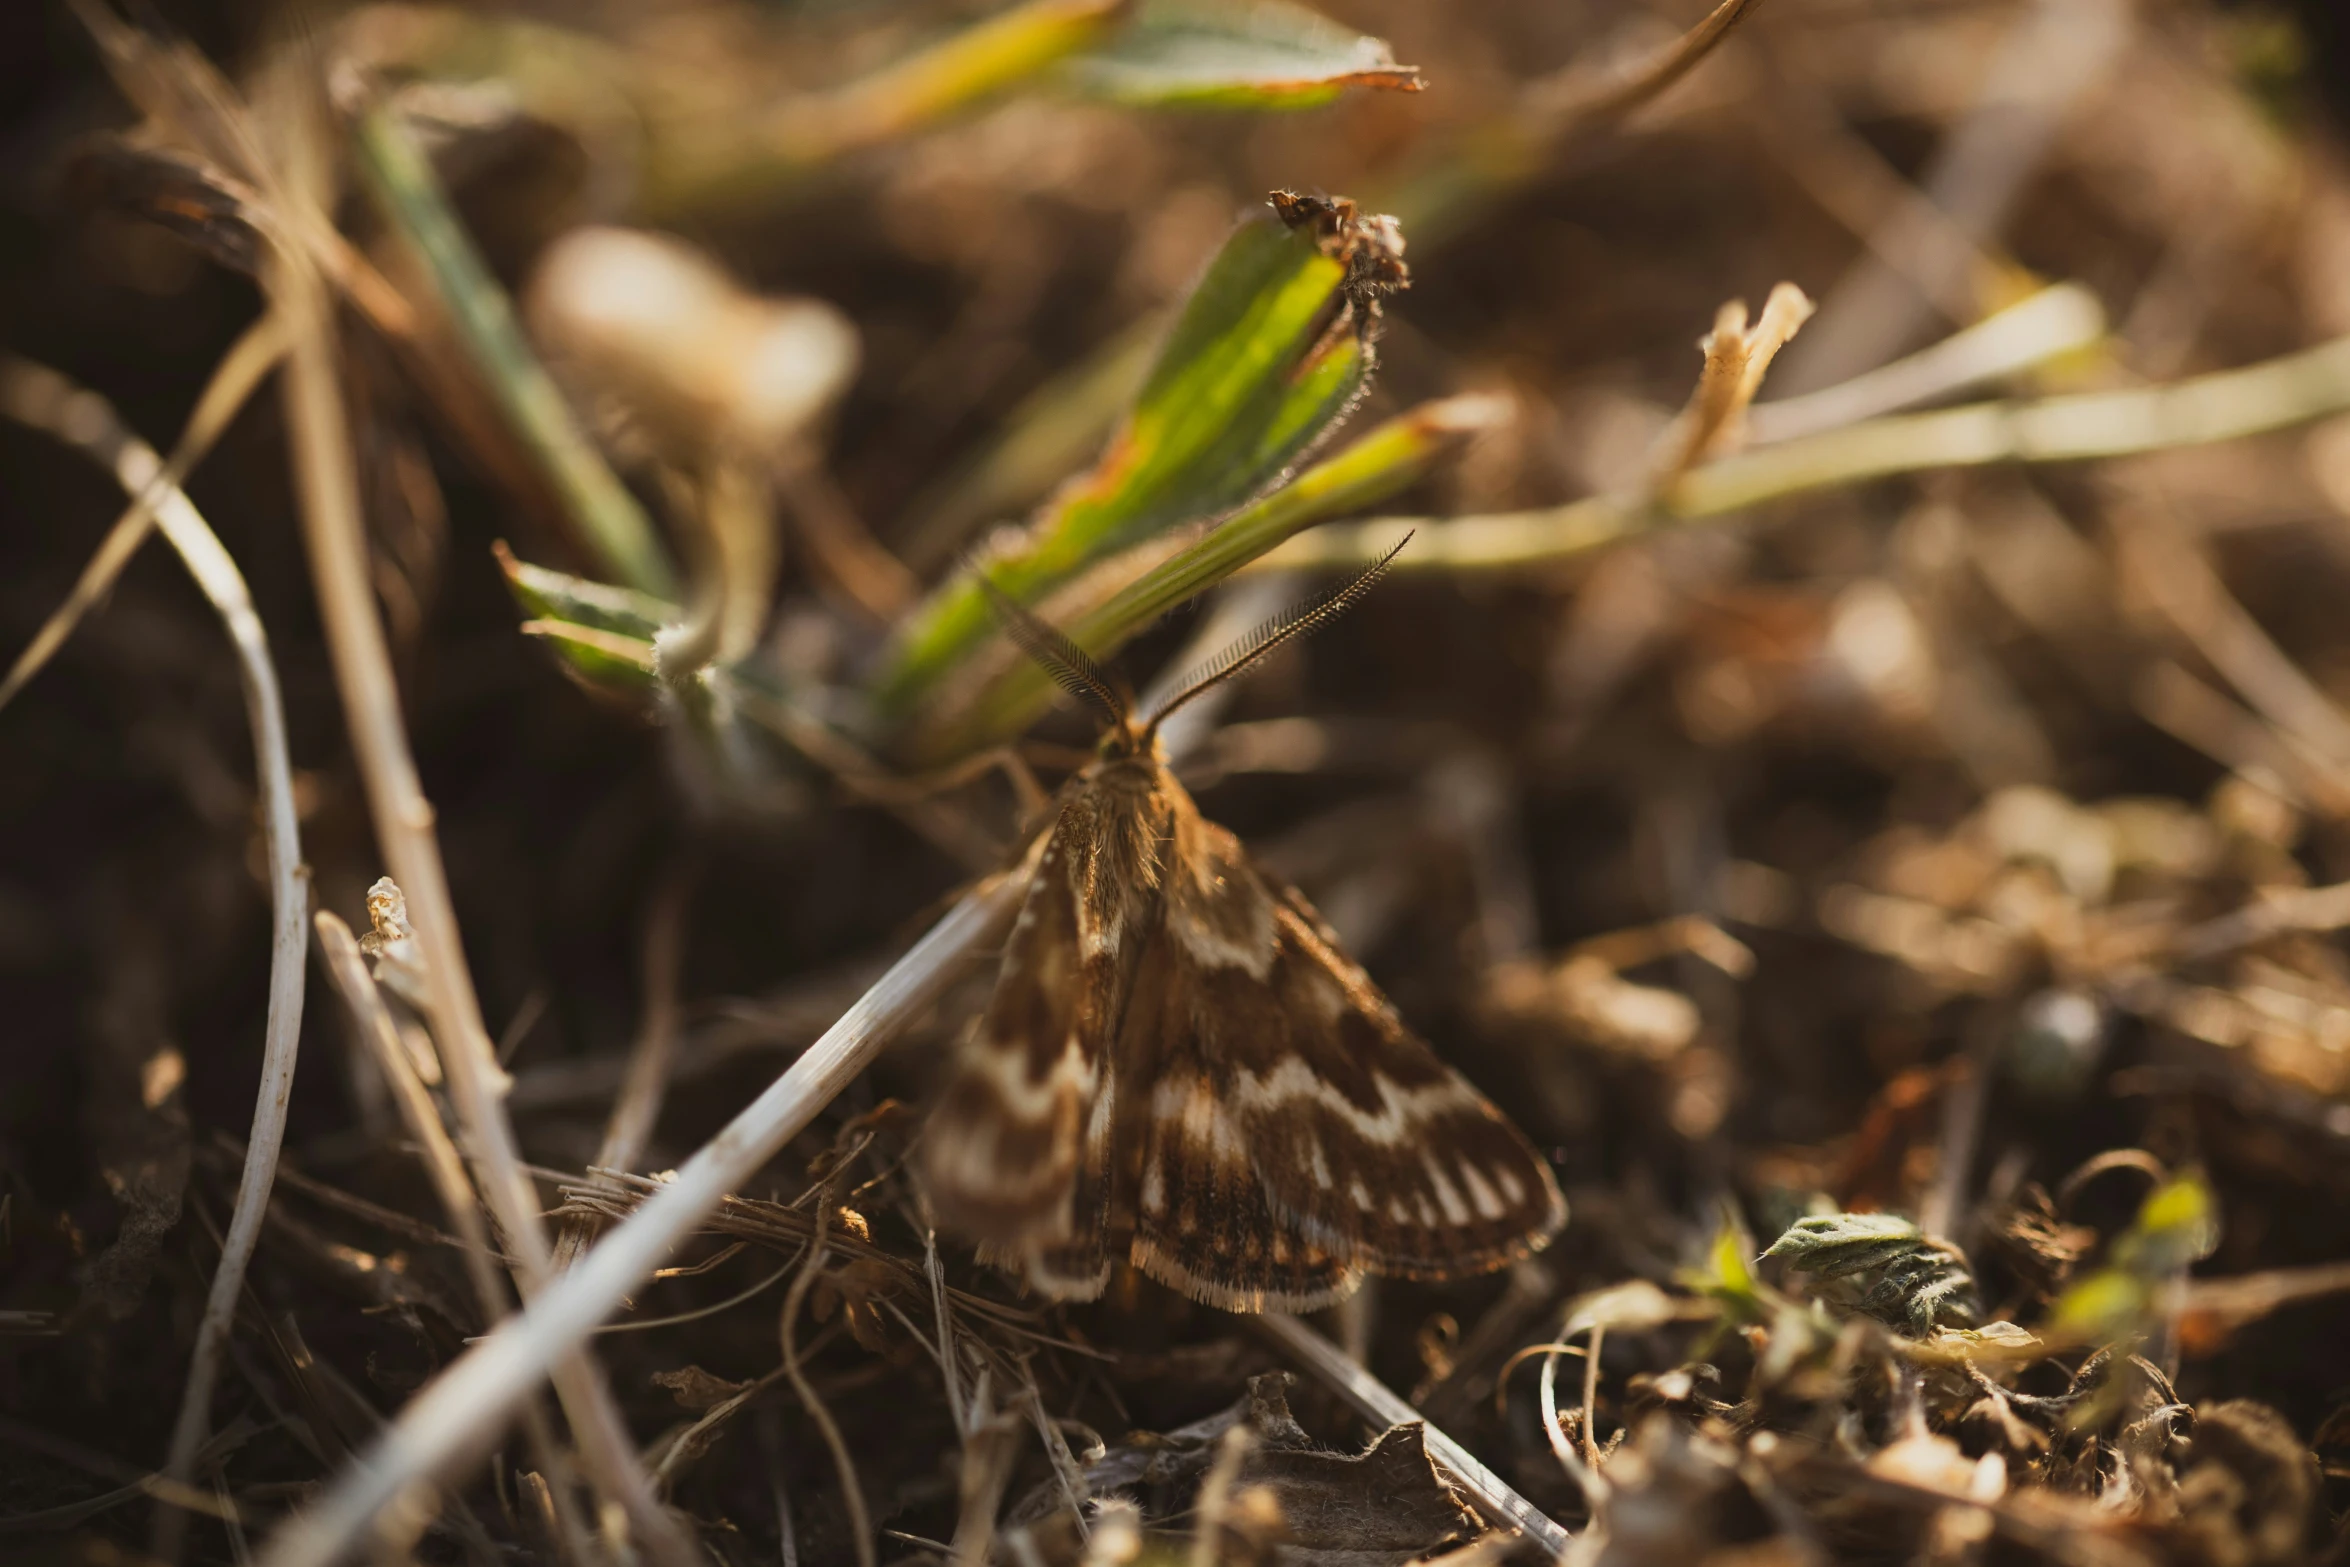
[922,804,1115,1265]
[1118,911,1366,1311]
[1126,797,1565,1291]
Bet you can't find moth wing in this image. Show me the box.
[1119,909,1365,1312]
[1130,810,1565,1291]
[922,808,1118,1297]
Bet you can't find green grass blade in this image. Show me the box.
[906,393,1498,760]
[650,0,1128,211]
[1059,0,1423,109]
[869,204,1377,722]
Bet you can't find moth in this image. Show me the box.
[922,546,1565,1311]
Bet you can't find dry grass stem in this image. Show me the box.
[0,322,287,712]
[313,913,598,1564]
[2112,496,2350,769]
[28,3,2350,1562]
[1745,284,2105,446]
[1647,283,1818,492]
[256,50,690,1564]
[779,1153,877,1567]
[1774,0,2131,392]
[553,862,695,1274]
[1527,0,1771,137]
[1270,327,2350,574]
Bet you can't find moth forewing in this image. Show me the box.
[917,740,1166,1285]
[1127,789,1564,1295]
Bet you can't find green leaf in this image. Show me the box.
[1060,0,1424,109]
[911,393,1501,760]
[500,549,848,812]
[868,198,1393,727]
[2116,1170,2220,1276]
[1762,1212,1982,1336]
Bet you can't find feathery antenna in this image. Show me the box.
[978,574,1129,728]
[1143,532,1412,737]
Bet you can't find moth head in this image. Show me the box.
[979,532,1410,755]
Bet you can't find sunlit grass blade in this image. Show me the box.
[1059,0,1422,109]
[870,203,1382,723]
[906,393,1500,761]
[649,0,1128,211]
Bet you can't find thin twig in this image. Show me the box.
[927,1232,967,1431]
[1254,1313,1574,1558]
[757,1404,801,1567]
[2178,1261,2350,1334]
[2110,492,2350,769]
[1526,0,1768,130]
[1535,1338,1596,1502]
[0,355,311,1566]
[1187,1426,1254,1567]
[2171,879,2350,963]
[776,457,919,624]
[256,870,1023,1567]
[1580,1325,1604,1474]
[2132,661,2350,817]
[1645,284,1816,495]
[1919,1025,1997,1246]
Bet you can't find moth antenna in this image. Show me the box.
[1142,532,1412,737]
[978,574,1129,728]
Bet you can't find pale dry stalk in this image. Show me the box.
[0,357,310,1566]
